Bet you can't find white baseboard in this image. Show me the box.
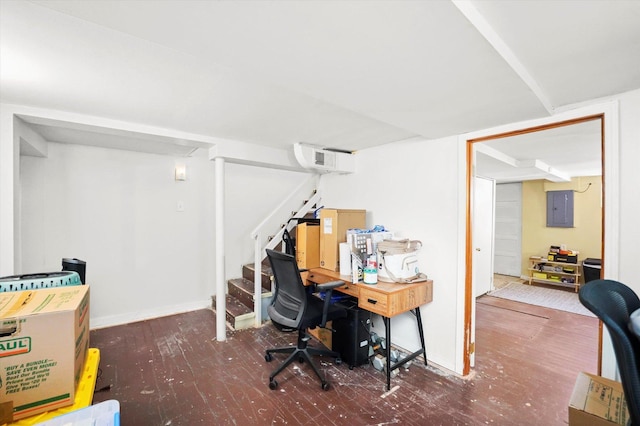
[90,299,212,329]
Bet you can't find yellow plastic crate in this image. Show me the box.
[7,348,100,425]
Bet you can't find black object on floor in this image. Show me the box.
[62,258,86,284]
[332,297,372,369]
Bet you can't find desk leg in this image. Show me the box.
[415,308,428,366]
[383,316,391,391]
[381,309,426,391]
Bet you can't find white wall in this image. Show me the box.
[320,136,463,373]
[616,88,640,287]
[19,142,309,328]
[0,112,19,276]
[20,143,216,327]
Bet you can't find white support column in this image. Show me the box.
[215,157,226,341]
[254,234,262,327]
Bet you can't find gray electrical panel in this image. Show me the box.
[547,190,574,227]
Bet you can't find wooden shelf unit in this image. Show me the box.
[528,256,581,292]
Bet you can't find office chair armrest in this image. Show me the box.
[315,280,345,292]
[316,280,345,328]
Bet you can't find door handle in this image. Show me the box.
[475,248,481,251]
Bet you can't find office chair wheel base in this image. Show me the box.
[321,382,330,391]
[265,353,273,362]
[348,365,354,370]
[335,357,342,365]
[269,380,278,390]
[298,356,305,363]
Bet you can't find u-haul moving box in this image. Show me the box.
[568,372,629,426]
[0,285,90,423]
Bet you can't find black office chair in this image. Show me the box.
[579,279,640,424]
[264,249,347,390]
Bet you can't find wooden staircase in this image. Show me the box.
[212,262,273,330]
[212,182,321,331]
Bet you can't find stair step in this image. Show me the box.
[212,294,255,331]
[228,278,269,310]
[242,263,272,290]
[224,294,253,318]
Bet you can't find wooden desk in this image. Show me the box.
[305,268,433,390]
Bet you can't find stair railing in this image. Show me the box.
[250,174,321,326]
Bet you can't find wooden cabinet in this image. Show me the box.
[528,256,581,292]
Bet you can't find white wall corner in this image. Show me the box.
[0,107,17,276]
[16,117,48,157]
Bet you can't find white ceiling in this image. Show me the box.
[476,118,602,183]
[1,1,639,180]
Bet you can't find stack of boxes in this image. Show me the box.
[305,208,368,354]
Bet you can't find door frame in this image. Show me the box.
[461,101,619,377]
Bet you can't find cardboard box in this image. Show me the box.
[319,209,366,271]
[0,285,90,423]
[568,372,629,426]
[296,222,320,269]
[556,254,578,264]
[548,252,578,263]
[308,322,332,349]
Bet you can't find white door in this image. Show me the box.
[494,183,522,277]
[473,176,495,297]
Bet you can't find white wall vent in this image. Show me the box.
[293,143,355,174]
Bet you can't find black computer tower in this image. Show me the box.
[332,298,371,368]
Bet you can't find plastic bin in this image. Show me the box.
[0,271,81,292]
[37,400,120,426]
[582,258,602,283]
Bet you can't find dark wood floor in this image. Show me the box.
[90,296,598,425]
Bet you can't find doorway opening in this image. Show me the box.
[464,113,605,376]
